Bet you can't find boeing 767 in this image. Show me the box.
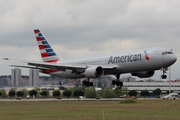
[4,29,177,87]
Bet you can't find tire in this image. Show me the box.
[120,81,123,86]
[161,75,167,79]
[89,82,93,86]
[82,80,86,85]
[115,81,120,86]
[112,80,116,85]
[86,82,89,87]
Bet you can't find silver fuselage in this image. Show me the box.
[41,47,177,79]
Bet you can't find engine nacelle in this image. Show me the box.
[84,66,104,78]
[131,71,155,78]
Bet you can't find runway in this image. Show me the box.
[0,98,164,102]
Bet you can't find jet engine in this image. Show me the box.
[84,66,104,78]
[131,71,155,78]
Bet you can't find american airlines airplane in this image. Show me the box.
[4,29,177,87]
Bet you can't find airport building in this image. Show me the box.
[11,68,22,87]
[123,81,180,94]
[0,77,10,87]
[29,69,40,87]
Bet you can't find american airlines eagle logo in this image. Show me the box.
[144,50,150,60]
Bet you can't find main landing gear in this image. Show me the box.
[161,68,167,79]
[82,78,93,87]
[112,74,123,87]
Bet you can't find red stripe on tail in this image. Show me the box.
[39,45,45,49]
[34,30,38,33]
[41,53,48,57]
[36,37,41,41]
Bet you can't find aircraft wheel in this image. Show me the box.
[161,75,167,79]
[86,82,89,87]
[164,75,167,79]
[82,80,86,85]
[112,80,116,85]
[120,81,123,86]
[89,82,93,86]
[115,81,120,86]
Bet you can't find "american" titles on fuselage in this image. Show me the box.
[108,54,141,64]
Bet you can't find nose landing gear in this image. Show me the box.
[161,68,167,79]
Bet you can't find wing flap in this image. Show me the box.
[27,62,86,71]
[10,65,49,70]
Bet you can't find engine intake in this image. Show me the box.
[84,66,104,78]
[131,71,154,78]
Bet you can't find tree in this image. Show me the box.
[9,87,17,92]
[71,86,78,97]
[84,87,97,98]
[114,87,120,96]
[9,91,15,98]
[73,89,84,97]
[100,88,105,97]
[0,92,2,96]
[40,90,48,97]
[53,90,61,97]
[114,87,128,96]
[21,88,28,97]
[63,89,72,98]
[29,90,37,97]
[17,91,24,97]
[120,87,128,96]
[153,88,161,97]
[140,90,149,97]
[79,86,86,93]
[0,89,8,98]
[102,89,117,98]
[128,90,137,97]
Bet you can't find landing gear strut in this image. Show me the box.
[112,74,123,87]
[82,78,93,87]
[161,68,167,79]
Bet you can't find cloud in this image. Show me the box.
[0,0,180,80]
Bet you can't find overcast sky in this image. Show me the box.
[0,0,180,80]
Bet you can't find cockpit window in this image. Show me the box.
[162,52,173,55]
[168,52,173,54]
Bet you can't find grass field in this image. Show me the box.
[0,99,179,120]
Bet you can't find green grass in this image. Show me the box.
[0,100,179,120]
[120,98,137,104]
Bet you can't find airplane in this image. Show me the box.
[161,93,178,100]
[4,29,177,87]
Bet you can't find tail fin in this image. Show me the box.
[34,29,61,63]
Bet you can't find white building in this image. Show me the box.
[29,69,40,87]
[11,68,22,87]
[123,82,180,93]
[121,77,136,82]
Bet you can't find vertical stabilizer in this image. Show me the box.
[34,29,61,63]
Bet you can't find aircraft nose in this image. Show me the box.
[171,55,177,64]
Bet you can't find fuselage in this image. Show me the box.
[41,47,177,79]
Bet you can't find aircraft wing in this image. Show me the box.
[4,58,117,72]
[27,61,86,72]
